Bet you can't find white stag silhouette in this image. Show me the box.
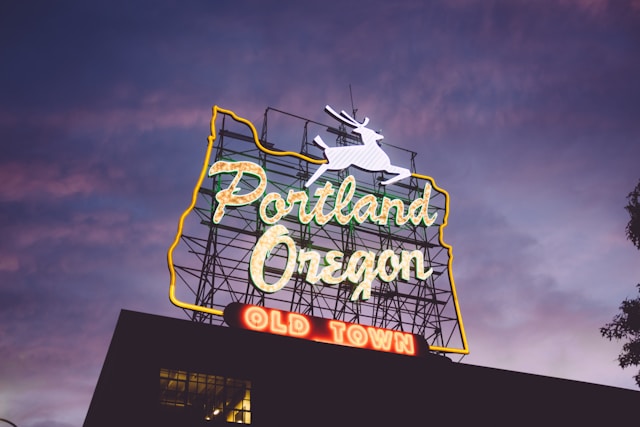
[305,105,411,187]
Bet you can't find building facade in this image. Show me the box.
[85,310,638,426]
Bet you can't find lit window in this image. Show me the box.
[160,368,252,423]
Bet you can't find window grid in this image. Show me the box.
[160,368,251,424]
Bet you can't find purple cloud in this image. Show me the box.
[1,1,639,425]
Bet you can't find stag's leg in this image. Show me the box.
[381,166,412,186]
[305,163,329,187]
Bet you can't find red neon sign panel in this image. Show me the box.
[223,302,429,357]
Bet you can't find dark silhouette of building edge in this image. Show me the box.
[85,309,638,426]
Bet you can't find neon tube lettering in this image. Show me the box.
[208,161,267,223]
[249,225,297,293]
[328,320,347,344]
[326,319,416,355]
[208,160,437,227]
[288,313,311,337]
[241,306,311,337]
[210,160,437,301]
[251,226,433,300]
[244,306,269,330]
[394,331,416,355]
[367,327,393,351]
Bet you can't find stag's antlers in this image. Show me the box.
[324,105,370,128]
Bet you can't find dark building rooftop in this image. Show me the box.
[85,309,638,427]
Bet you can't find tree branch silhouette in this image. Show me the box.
[600,179,640,388]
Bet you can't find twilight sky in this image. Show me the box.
[2,0,640,425]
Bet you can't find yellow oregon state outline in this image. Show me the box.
[167,105,469,355]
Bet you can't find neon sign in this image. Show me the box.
[224,303,429,356]
[209,160,436,301]
[167,105,469,355]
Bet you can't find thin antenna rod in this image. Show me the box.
[349,84,357,120]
